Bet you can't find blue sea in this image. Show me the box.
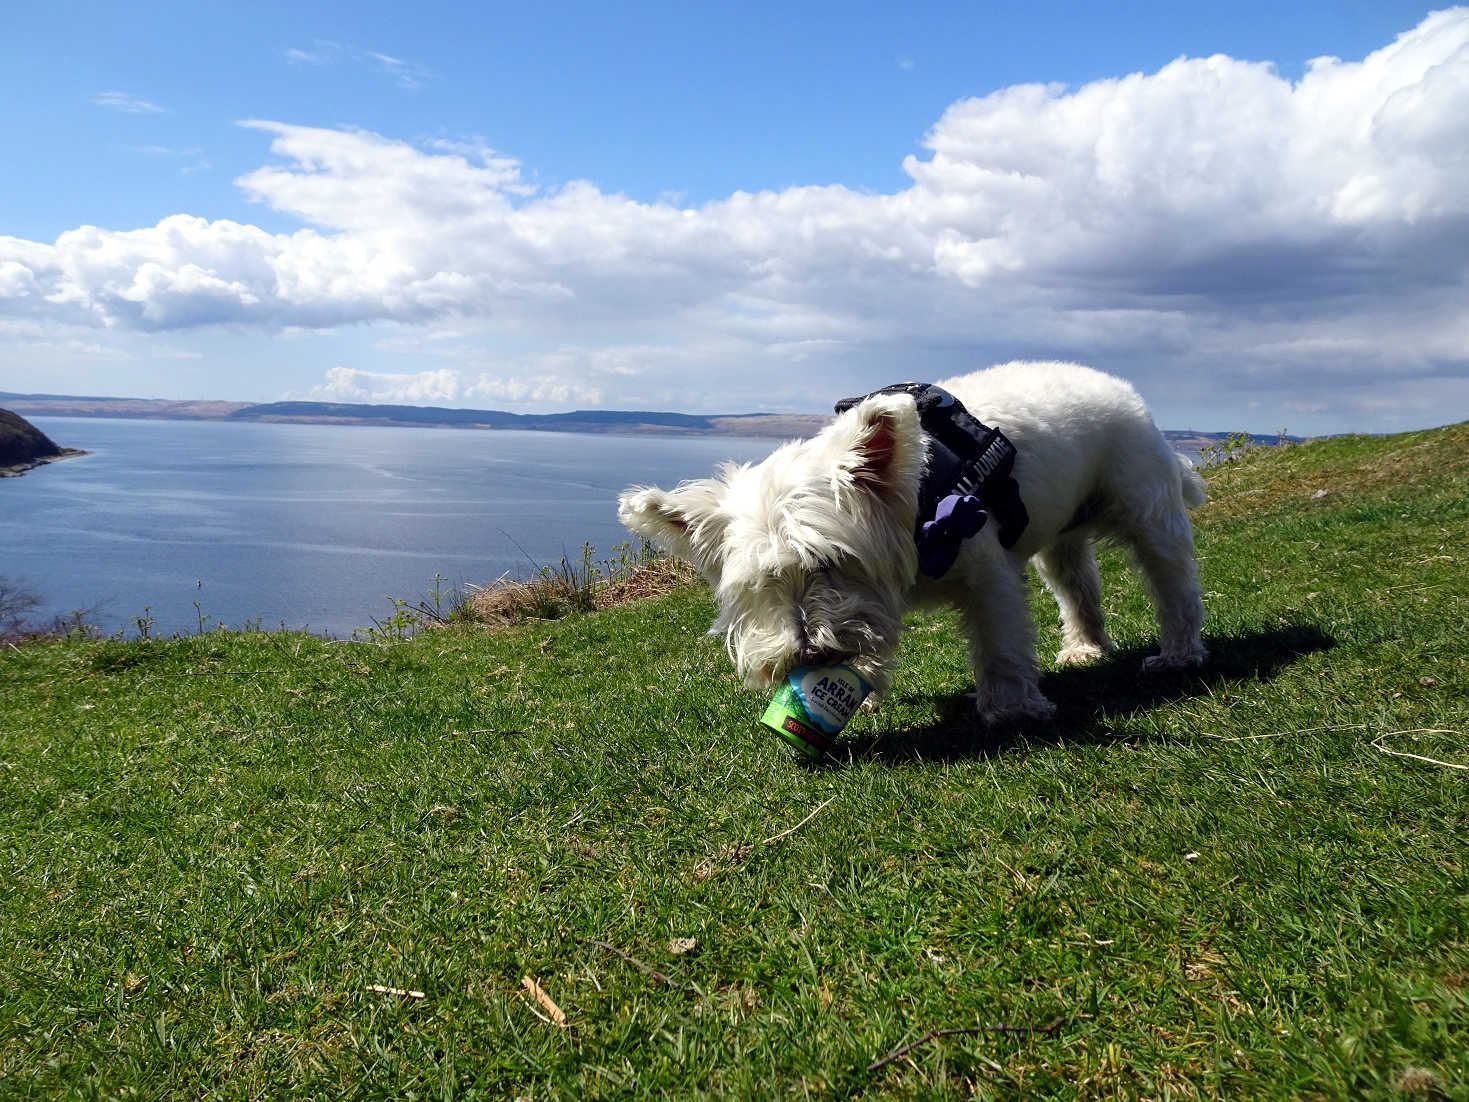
[2,417,777,638]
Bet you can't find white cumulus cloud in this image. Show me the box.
[3,10,1466,428]
[306,366,462,404]
[299,365,604,408]
[466,373,604,406]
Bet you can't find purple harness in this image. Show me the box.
[835,382,1029,578]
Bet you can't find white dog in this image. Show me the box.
[619,362,1207,724]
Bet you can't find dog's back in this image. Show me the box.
[936,361,1202,551]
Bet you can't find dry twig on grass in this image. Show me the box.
[365,983,425,1000]
[1199,723,1467,770]
[581,938,672,986]
[520,975,568,1026]
[1198,723,1371,743]
[1372,728,1467,770]
[759,796,836,846]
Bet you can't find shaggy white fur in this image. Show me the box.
[619,361,1207,724]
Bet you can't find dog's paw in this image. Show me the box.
[978,698,1058,726]
[1141,644,1208,673]
[1055,642,1109,666]
[974,681,1057,725]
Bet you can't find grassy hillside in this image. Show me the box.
[2,424,1466,1099]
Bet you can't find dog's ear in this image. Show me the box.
[617,480,727,567]
[833,394,924,503]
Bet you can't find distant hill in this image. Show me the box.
[0,392,830,438]
[0,391,1299,454]
[0,408,88,477]
[232,401,716,433]
[0,394,253,421]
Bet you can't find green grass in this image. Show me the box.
[2,425,1466,1100]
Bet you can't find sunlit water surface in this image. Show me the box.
[3,417,776,637]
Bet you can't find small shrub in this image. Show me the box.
[0,576,42,643]
[0,577,98,645]
[463,538,694,629]
[355,543,693,640]
[1200,430,1258,467]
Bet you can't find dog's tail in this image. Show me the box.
[1175,452,1207,509]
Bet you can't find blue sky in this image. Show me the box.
[2,1,1465,434]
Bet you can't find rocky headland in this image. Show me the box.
[0,409,89,477]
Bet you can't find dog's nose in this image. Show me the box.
[796,645,840,668]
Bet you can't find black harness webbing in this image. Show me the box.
[835,382,1029,577]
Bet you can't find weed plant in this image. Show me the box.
[0,576,43,642]
[0,577,100,645]
[1,425,1466,1099]
[354,541,686,643]
[455,538,694,630]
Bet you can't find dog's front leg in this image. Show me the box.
[955,552,1057,725]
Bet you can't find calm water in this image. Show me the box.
[2,417,776,638]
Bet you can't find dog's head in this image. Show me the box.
[618,393,926,692]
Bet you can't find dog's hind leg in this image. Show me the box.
[1034,535,1114,665]
[956,556,1057,724]
[1116,500,1207,672]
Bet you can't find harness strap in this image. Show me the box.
[835,382,1029,577]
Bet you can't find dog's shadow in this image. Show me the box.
[833,622,1335,766]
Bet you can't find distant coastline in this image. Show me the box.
[0,449,89,478]
[0,390,1295,456]
[0,392,830,440]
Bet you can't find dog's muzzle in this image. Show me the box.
[796,644,843,669]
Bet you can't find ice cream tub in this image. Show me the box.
[759,664,873,760]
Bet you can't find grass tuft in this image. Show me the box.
[460,538,696,628]
[351,541,695,643]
